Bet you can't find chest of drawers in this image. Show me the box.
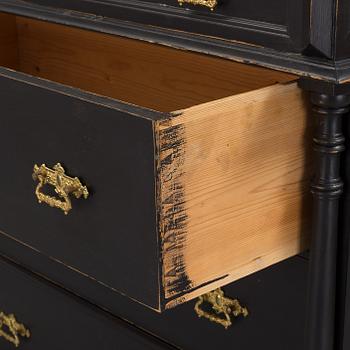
[0,1,349,350]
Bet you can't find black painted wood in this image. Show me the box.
[2,0,350,83]
[0,241,308,350]
[343,253,350,349]
[22,0,309,53]
[337,105,350,350]
[299,79,350,350]
[141,0,287,23]
[0,67,166,311]
[110,256,308,350]
[335,0,350,59]
[307,0,336,59]
[0,256,174,350]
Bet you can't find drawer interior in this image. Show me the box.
[0,12,311,310]
[0,13,296,112]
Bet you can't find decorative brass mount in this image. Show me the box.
[177,0,218,11]
[33,163,89,215]
[0,311,30,347]
[194,288,248,329]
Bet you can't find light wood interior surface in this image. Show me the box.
[0,13,19,69]
[0,13,296,111]
[158,82,311,307]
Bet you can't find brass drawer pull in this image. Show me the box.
[0,311,30,347]
[32,163,89,215]
[194,288,248,329]
[177,0,218,11]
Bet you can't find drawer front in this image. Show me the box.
[127,256,308,350]
[20,0,310,52]
[0,257,171,350]
[0,69,163,310]
[141,0,287,23]
[0,251,306,350]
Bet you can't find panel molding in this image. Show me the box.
[1,0,350,82]
[19,0,306,52]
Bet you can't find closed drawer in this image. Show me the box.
[18,0,309,52]
[0,257,172,350]
[111,256,308,350]
[141,0,288,20]
[0,13,311,311]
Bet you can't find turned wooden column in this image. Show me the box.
[299,79,350,350]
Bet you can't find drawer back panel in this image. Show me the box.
[0,13,295,112]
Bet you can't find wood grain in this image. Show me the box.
[157,82,312,306]
[0,13,311,310]
[0,13,19,69]
[14,17,296,112]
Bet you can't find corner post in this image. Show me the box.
[298,79,350,350]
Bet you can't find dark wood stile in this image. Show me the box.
[307,0,335,59]
[338,100,350,350]
[299,78,350,350]
[335,0,350,59]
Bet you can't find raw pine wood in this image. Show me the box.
[0,13,19,69]
[157,82,311,307]
[13,16,295,112]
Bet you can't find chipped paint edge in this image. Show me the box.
[155,116,194,303]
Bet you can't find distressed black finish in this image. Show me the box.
[20,0,310,53]
[0,0,349,83]
[0,241,308,350]
[343,253,350,350]
[338,106,350,350]
[0,68,166,310]
[335,0,350,59]
[299,79,350,350]
[0,256,175,350]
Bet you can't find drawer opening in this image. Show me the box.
[0,11,311,311]
[0,13,296,112]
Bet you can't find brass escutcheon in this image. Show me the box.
[0,311,30,347]
[177,0,218,11]
[32,163,89,215]
[194,288,248,329]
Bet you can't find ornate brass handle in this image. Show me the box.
[194,288,248,329]
[0,311,30,347]
[178,0,218,11]
[32,163,89,215]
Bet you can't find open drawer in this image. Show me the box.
[0,13,311,311]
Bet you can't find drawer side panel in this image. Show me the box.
[158,82,312,307]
